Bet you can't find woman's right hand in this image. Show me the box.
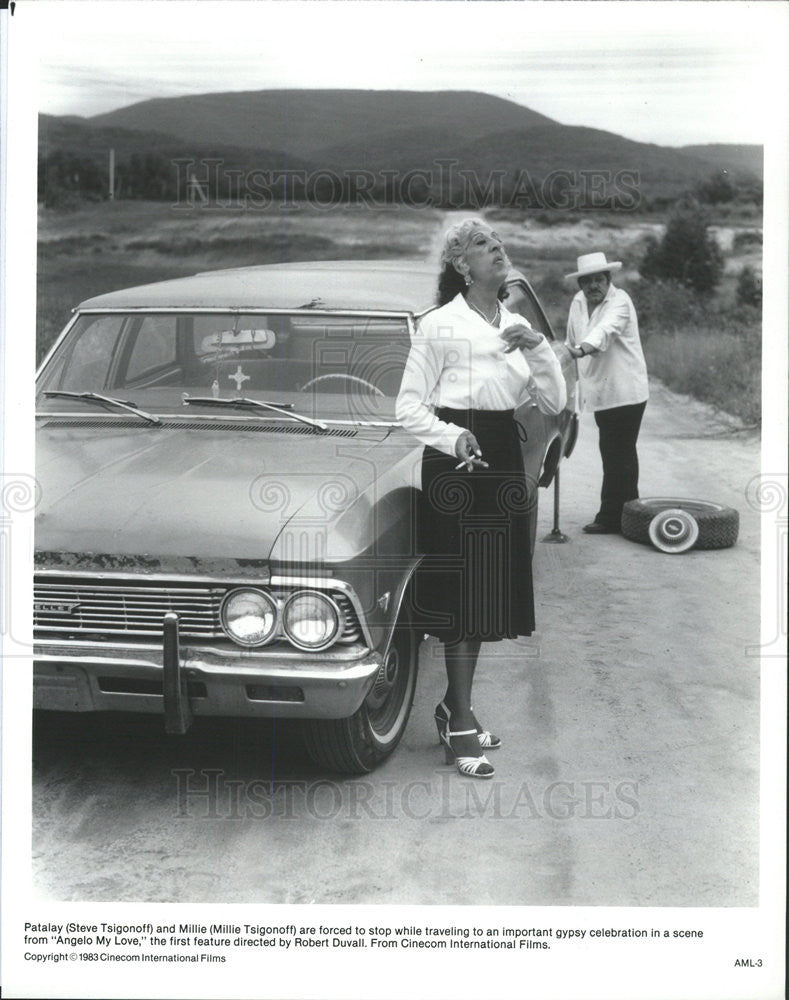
[455,431,489,471]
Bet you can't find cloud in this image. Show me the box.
[34,0,774,145]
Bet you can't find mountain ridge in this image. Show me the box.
[86,89,558,158]
[39,89,763,205]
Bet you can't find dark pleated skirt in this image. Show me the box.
[414,407,535,645]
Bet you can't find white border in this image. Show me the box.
[2,3,787,999]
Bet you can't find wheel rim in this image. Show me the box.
[648,508,700,553]
[364,626,416,744]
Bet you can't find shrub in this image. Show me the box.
[40,184,83,211]
[631,279,711,334]
[736,266,762,308]
[530,210,583,227]
[695,171,736,205]
[639,201,724,294]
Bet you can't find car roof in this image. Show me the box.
[76,260,443,313]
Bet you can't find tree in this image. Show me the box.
[695,170,736,205]
[639,201,724,294]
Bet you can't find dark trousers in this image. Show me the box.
[593,400,647,528]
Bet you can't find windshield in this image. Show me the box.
[37,312,413,421]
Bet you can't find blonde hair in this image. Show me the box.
[439,217,486,271]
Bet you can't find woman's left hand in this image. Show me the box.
[499,323,544,353]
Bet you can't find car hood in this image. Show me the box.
[35,416,415,572]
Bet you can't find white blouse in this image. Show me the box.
[396,292,567,456]
[566,284,649,412]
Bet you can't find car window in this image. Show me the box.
[38,311,412,415]
[56,315,125,391]
[288,317,412,398]
[504,281,553,339]
[125,315,178,381]
[193,314,288,360]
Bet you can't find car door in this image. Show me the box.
[503,276,577,542]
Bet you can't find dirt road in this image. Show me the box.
[32,380,762,906]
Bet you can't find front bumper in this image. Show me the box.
[33,636,383,721]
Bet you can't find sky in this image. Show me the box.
[30,0,781,148]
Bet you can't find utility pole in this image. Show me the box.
[108,148,115,200]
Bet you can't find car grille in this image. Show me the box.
[34,578,363,645]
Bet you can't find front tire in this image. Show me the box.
[302,613,419,774]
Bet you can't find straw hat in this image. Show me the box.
[565,252,622,279]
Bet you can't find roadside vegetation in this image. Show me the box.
[37,199,762,425]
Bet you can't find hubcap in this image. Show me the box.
[364,627,417,743]
[368,646,398,709]
[649,508,699,553]
[662,516,688,539]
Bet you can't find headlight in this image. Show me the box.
[283,590,342,651]
[220,589,277,647]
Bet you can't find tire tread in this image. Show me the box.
[302,620,418,775]
[303,718,367,775]
[621,498,739,550]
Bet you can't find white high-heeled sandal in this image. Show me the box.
[440,727,495,778]
[471,705,502,750]
[434,700,501,750]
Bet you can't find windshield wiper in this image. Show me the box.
[43,391,161,425]
[182,394,327,431]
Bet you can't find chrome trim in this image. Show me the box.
[34,636,370,663]
[271,575,372,648]
[36,411,401,429]
[282,589,343,652]
[34,579,227,638]
[324,420,400,428]
[379,558,422,662]
[74,307,413,319]
[219,588,279,647]
[35,569,275,585]
[35,311,82,379]
[33,645,384,719]
[33,573,367,649]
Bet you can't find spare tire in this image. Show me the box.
[621,497,739,550]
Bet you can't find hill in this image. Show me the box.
[39,90,763,208]
[678,144,763,180]
[314,122,719,204]
[38,113,316,202]
[86,89,557,158]
[39,113,313,171]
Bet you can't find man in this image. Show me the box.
[565,251,649,534]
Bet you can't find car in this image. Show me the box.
[34,260,577,774]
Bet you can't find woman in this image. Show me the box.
[396,218,566,778]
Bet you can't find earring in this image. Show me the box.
[464,273,472,286]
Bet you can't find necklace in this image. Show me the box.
[466,298,500,326]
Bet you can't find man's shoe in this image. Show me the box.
[583,522,619,534]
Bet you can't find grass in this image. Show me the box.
[36,200,763,425]
[625,279,761,424]
[639,322,761,425]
